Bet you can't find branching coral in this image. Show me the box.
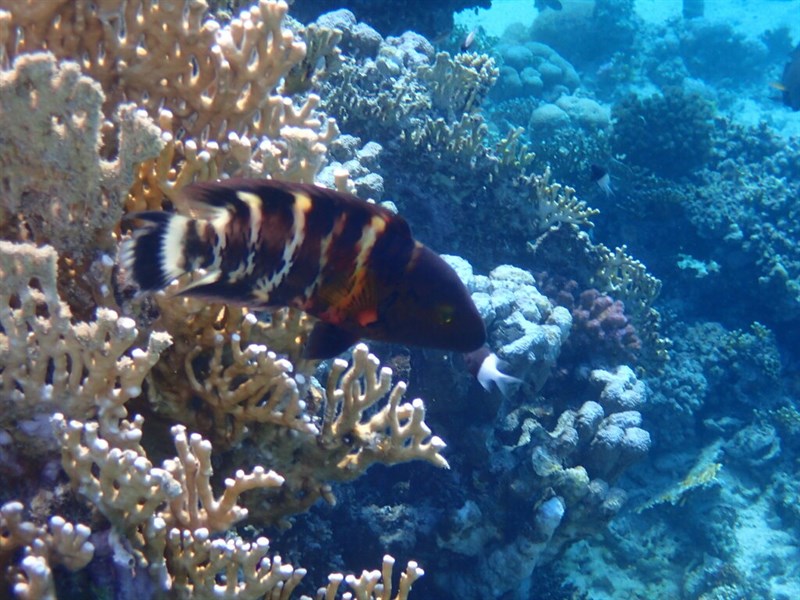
[231,343,448,525]
[420,52,499,119]
[1,0,304,141]
[0,501,94,600]
[0,52,163,314]
[284,23,343,96]
[141,292,319,449]
[1,0,339,221]
[0,1,438,597]
[525,166,600,234]
[0,242,171,456]
[528,223,668,367]
[321,344,449,472]
[52,338,443,593]
[592,244,662,324]
[54,415,284,586]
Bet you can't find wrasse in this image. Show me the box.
[120,179,518,393]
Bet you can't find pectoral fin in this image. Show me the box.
[305,322,361,359]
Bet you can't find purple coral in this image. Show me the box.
[537,273,641,367]
[573,289,641,362]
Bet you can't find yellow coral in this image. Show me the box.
[0,242,170,451]
[322,344,449,472]
[636,441,723,512]
[0,2,434,596]
[0,501,94,600]
[527,166,599,233]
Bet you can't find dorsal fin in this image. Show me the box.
[179,179,277,221]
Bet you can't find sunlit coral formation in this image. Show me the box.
[525,166,600,234]
[0,242,170,458]
[0,1,443,597]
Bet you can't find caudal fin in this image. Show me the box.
[119,211,201,292]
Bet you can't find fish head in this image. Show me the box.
[372,245,486,352]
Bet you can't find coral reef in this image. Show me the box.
[286,0,490,38]
[456,260,573,391]
[0,1,449,597]
[611,87,716,178]
[530,0,641,68]
[0,501,94,600]
[5,1,772,599]
[537,276,642,367]
[492,35,580,104]
[406,257,651,599]
[0,52,163,316]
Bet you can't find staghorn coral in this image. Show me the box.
[1,0,304,142]
[54,409,422,600]
[51,340,443,594]
[320,344,449,472]
[1,0,339,218]
[140,292,319,449]
[0,238,441,596]
[419,51,499,119]
[233,343,448,525]
[53,414,285,590]
[0,239,440,595]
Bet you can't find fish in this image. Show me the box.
[535,0,563,10]
[464,346,522,397]
[777,43,800,110]
[120,179,517,393]
[461,29,477,52]
[590,164,613,196]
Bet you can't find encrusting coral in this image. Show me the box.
[0,0,442,597]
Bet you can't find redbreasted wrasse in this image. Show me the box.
[120,179,518,393]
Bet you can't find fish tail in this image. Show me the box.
[120,211,212,292]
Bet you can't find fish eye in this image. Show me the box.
[438,304,455,325]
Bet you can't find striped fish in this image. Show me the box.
[120,179,489,360]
